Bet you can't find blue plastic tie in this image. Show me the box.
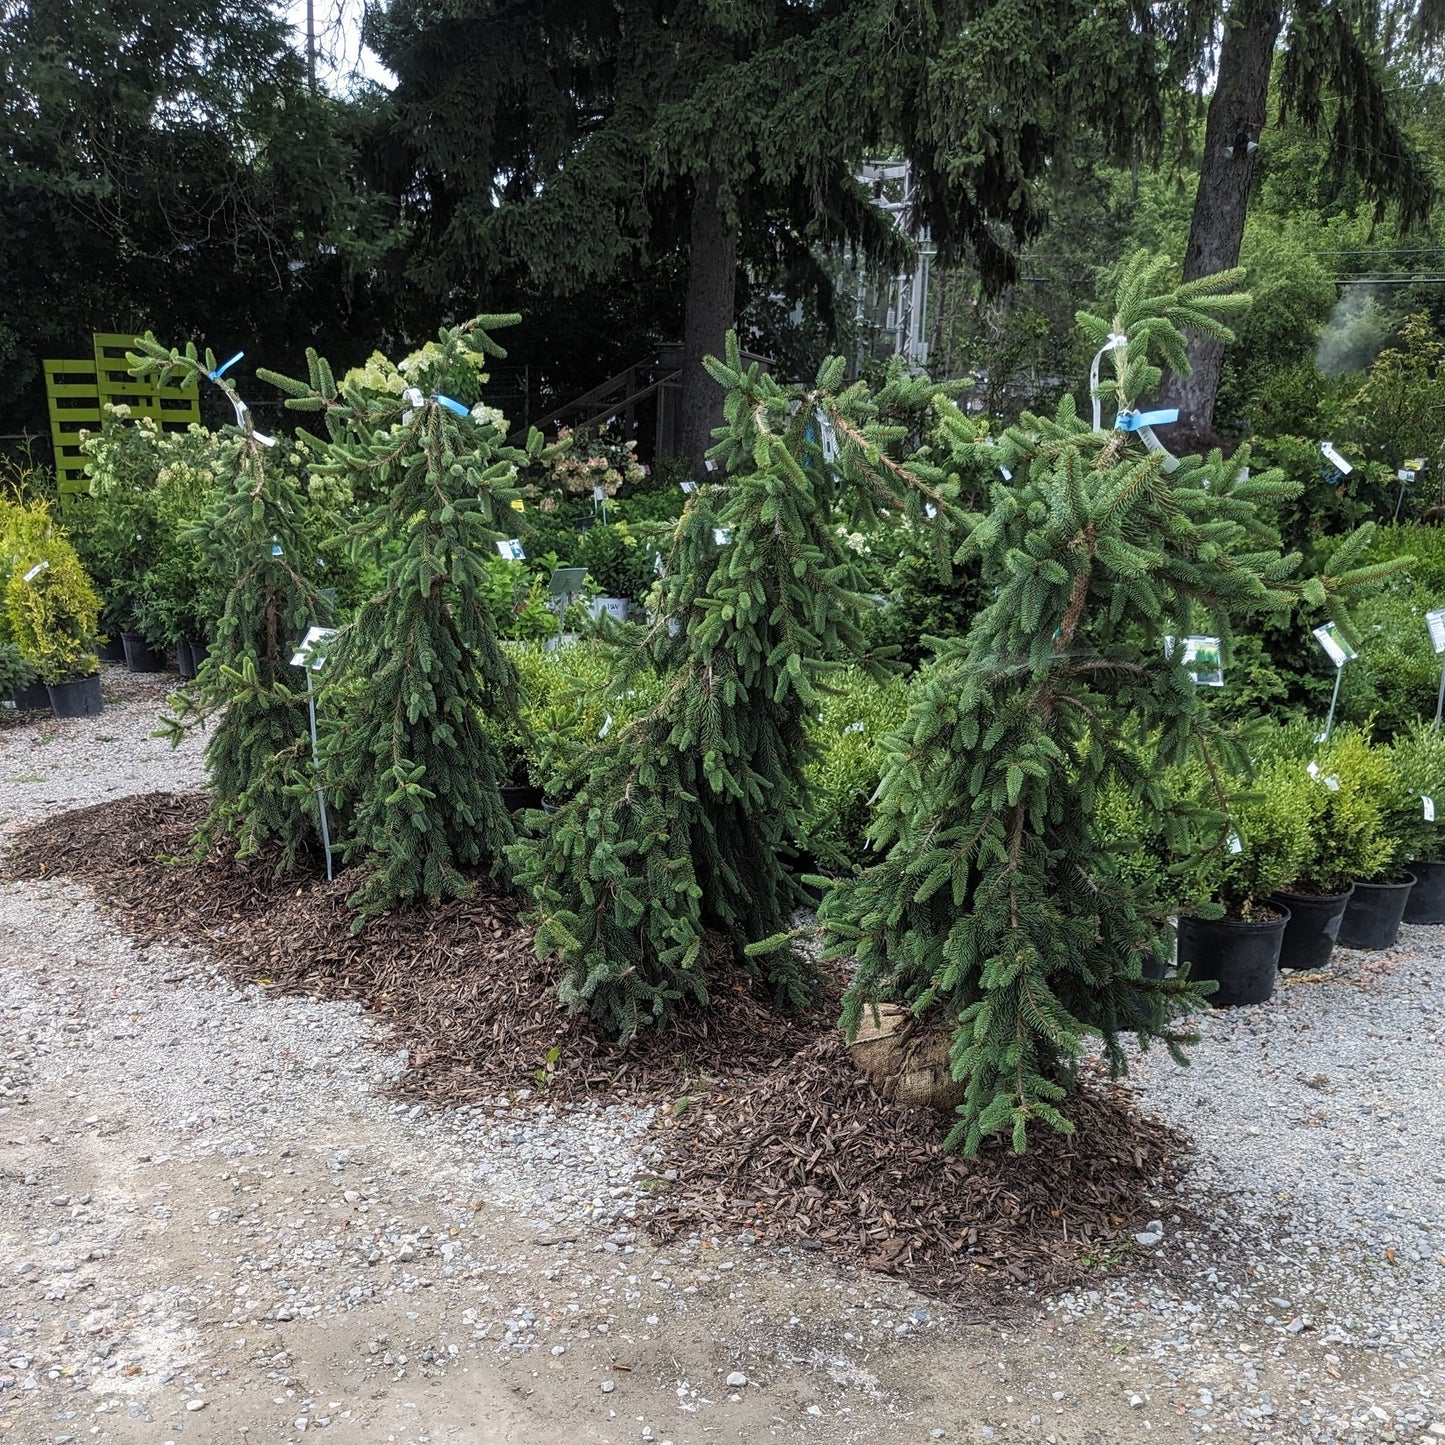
[209,351,244,381]
[1115,408,1179,432]
[433,394,470,418]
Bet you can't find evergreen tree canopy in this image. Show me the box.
[1,0,408,435]
[821,252,1405,1155]
[369,0,1211,465]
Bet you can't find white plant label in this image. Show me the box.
[1320,441,1353,474]
[1425,796,1436,823]
[1165,636,1223,686]
[289,625,337,671]
[713,527,731,546]
[1427,607,1445,656]
[1227,832,1243,855]
[496,539,525,561]
[1325,774,1339,791]
[21,561,49,583]
[679,480,697,494]
[598,713,613,739]
[593,483,605,502]
[1312,622,1357,668]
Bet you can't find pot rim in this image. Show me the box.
[1352,872,1417,892]
[1271,885,1354,906]
[1179,907,1291,932]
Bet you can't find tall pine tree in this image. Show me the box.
[130,335,328,868]
[822,252,1403,1154]
[509,340,983,1038]
[261,320,541,916]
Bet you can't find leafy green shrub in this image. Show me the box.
[3,532,102,682]
[862,533,983,668]
[575,521,657,601]
[1367,523,1445,594]
[1384,721,1445,864]
[1286,729,1394,893]
[796,667,911,871]
[1094,776,1180,936]
[1181,757,1318,919]
[1339,586,1441,740]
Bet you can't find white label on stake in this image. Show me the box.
[496,539,525,561]
[289,625,337,670]
[1313,622,1357,668]
[1427,607,1445,655]
[1324,774,1340,792]
[1228,832,1243,855]
[593,484,604,502]
[1182,636,1224,687]
[679,480,697,494]
[712,527,731,546]
[21,561,49,583]
[1307,760,1321,781]
[1426,796,1437,823]
[1320,441,1353,474]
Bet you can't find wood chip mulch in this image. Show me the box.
[650,1034,1191,1305]
[5,790,1195,1307]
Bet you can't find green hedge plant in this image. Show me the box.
[1385,721,1445,866]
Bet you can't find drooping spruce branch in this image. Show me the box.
[822,251,1406,1156]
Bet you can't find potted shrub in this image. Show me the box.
[3,535,104,718]
[1269,729,1395,969]
[577,521,652,620]
[1388,721,1445,924]
[1178,757,1316,1006]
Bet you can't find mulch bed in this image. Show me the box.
[5,790,1194,1307]
[650,1034,1191,1305]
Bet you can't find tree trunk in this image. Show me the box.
[679,173,738,477]
[1165,0,1285,438]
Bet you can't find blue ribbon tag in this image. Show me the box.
[433,394,470,418]
[209,350,244,381]
[1115,408,1179,432]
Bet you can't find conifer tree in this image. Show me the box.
[130,335,328,869]
[261,319,541,916]
[822,253,1404,1155]
[510,340,982,1039]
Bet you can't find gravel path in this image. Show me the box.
[1,669,1444,1444]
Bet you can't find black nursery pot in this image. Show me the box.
[1271,886,1354,972]
[1337,874,1416,952]
[1402,860,1445,925]
[96,636,126,663]
[46,675,103,718]
[120,631,165,673]
[1177,909,1290,1007]
[498,784,544,814]
[9,680,51,711]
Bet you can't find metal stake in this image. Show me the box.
[1322,665,1343,744]
[1435,658,1445,730]
[306,670,334,881]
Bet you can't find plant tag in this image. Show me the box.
[1398,469,1416,484]
[679,480,697,494]
[1427,607,1445,655]
[599,713,612,738]
[1307,760,1320,780]
[289,625,337,670]
[1312,622,1356,668]
[402,386,424,424]
[844,720,865,735]
[496,539,525,561]
[510,498,525,512]
[1227,832,1243,855]
[1324,774,1339,791]
[713,527,731,546]
[1425,796,1436,823]
[1181,636,1223,687]
[705,458,719,472]
[593,483,604,502]
[271,542,283,557]
[816,410,839,463]
[1320,441,1353,474]
[21,560,49,583]
[925,503,937,519]
[999,466,1013,481]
